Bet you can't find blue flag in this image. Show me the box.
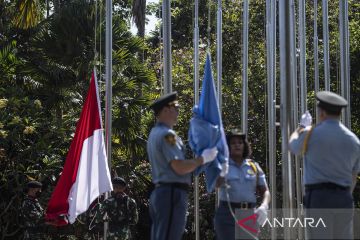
[189,53,229,192]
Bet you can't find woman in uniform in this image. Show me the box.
[214,129,271,240]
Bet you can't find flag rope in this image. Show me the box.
[224,181,259,240]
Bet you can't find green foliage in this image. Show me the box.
[14,0,43,29]
[0,0,155,238]
[0,41,73,239]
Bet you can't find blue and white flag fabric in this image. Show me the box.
[189,53,229,192]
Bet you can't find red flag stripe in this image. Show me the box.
[45,72,103,223]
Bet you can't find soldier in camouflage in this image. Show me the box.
[101,177,138,240]
[21,180,46,240]
[84,198,104,239]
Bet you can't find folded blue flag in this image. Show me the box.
[188,53,229,192]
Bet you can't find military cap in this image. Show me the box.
[226,129,246,143]
[316,91,348,114]
[26,180,42,189]
[112,177,126,186]
[150,92,178,114]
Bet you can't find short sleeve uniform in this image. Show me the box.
[147,122,191,185]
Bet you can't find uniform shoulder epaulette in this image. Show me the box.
[247,159,262,187]
[164,129,177,146]
[246,159,258,175]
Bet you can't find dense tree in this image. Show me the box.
[0,0,155,238]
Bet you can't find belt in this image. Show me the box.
[220,201,255,209]
[305,182,350,191]
[155,182,190,191]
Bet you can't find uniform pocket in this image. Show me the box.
[226,167,241,181]
[243,167,257,181]
[244,173,256,181]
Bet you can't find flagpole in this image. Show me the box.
[163,0,172,94]
[266,0,277,239]
[193,0,200,239]
[289,0,297,215]
[314,0,319,123]
[298,0,307,210]
[242,0,249,134]
[279,0,294,238]
[339,0,350,128]
[214,0,223,211]
[104,0,112,237]
[299,0,307,114]
[322,0,330,91]
[296,0,304,239]
[216,0,222,109]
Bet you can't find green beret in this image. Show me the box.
[150,92,178,114]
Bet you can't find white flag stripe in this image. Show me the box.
[67,129,112,223]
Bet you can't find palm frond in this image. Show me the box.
[14,0,41,29]
[132,0,146,37]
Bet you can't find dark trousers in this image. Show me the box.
[149,185,188,240]
[214,203,257,240]
[304,187,354,240]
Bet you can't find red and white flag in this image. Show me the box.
[45,70,113,225]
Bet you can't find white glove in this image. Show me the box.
[220,162,229,177]
[201,147,218,164]
[254,204,268,225]
[300,110,312,127]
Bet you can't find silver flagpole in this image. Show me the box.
[314,0,319,123]
[104,0,112,238]
[216,0,223,110]
[194,1,200,108]
[297,1,306,239]
[194,0,200,239]
[163,0,172,94]
[242,0,249,134]
[322,0,330,91]
[270,0,277,239]
[339,0,351,128]
[215,0,223,210]
[289,3,296,239]
[299,0,307,114]
[266,0,277,239]
[279,0,293,239]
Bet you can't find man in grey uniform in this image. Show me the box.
[147,92,218,240]
[289,91,360,239]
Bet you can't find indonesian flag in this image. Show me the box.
[45,70,113,225]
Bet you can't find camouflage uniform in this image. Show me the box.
[101,194,138,240]
[84,201,104,239]
[21,195,45,240]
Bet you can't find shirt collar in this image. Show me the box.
[156,122,171,128]
[229,158,248,167]
[323,119,340,124]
